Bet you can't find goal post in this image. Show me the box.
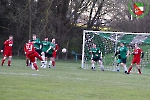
[81,30,86,69]
[81,30,150,73]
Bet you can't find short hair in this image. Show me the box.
[9,35,13,37]
[52,38,55,41]
[32,34,36,36]
[120,42,125,45]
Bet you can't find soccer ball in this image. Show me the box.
[62,48,67,53]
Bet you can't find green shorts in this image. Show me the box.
[117,59,121,64]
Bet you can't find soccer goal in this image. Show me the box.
[81,30,150,73]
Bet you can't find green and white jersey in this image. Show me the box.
[47,42,55,54]
[42,41,51,52]
[32,38,41,49]
[90,47,101,59]
[119,46,128,59]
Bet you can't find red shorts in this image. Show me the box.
[27,51,43,63]
[3,51,12,57]
[132,58,140,65]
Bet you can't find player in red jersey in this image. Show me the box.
[1,35,13,66]
[24,40,43,71]
[52,42,58,67]
[127,44,144,74]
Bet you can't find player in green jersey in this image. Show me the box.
[90,44,104,71]
[118,43,130,73]
[41,37,51,68]
[46,38,56,68]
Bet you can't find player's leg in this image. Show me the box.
[116,59,121,72]
[44,57,47,68]
[26,56,30,66]
[8,56,12,66]
[136,65,142,74]
[48,54,54,68]
[52,57,56,68]
[34,49,41,68]
[27,54,34,69]
[1,51,8,66]
[27,52,40,70]
[34,51,43,61]
[121,58,128,73]
[33,62,39,71]
[127,63,134,74]
[136,60,142,74]
[52,58,56,67]
[98,59,104,71]
[121,63,128,73]
[7,52,13,66]
[116,63,120,72]
[127,59,136,74]
[52,52,56,67]
[1,56,7,66]
[91,59,96,70]
[30,57,38,71]
[48,57,54,68]
[44,52,49,68]
[41,52,45,68]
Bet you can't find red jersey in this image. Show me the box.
[3,39,13,51]
[24,42,43,63]
[24,42,35,54]
[133,47,142,60]
[55,44,59,52]
[53,44,58,58]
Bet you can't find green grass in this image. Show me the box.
[0,58,150,100]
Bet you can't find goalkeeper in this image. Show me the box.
[90,44,104,71]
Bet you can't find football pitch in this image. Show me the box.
[0,58,150,100]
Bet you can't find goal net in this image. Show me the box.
[82,30,150,74]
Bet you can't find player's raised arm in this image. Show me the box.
[39,40,42,49]
[46,46,52,53]
[126,50,130,57]
[141,52,144,59]
[115,51,119,56]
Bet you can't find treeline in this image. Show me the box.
[0,0,84,59]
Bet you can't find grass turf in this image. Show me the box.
[0,58,150,100]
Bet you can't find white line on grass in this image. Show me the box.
[0,71,149,87]
[57,76,150,87]
[0,71,46,77]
